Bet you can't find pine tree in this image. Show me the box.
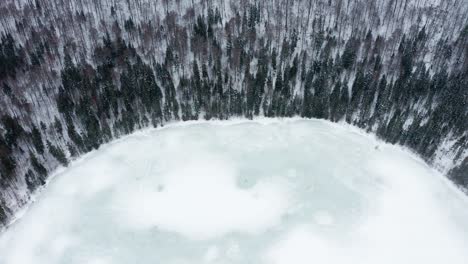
[47,140,68,166]
[31,125,45,154]
[30,152,47,178]
[2,115,23,147]
[1,156,16,180]
[342,38,358,69]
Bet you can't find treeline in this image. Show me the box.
[0,0,467,226]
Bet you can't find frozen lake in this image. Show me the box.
[1,119,468,264]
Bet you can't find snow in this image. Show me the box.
[0,118,467,264]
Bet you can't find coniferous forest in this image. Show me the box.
[0,0,467,227]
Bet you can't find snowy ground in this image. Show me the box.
[1,119,468,264]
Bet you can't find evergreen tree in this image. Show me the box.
[1,156,16,180]
[47,140,68,166]
[31,125,45,155]
[342,38,358,69]
[30,152,47,178]
[2,115,23,147]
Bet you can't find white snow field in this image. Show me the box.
[1,119,468,264]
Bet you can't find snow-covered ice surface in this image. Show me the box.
[1,119,468,264]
